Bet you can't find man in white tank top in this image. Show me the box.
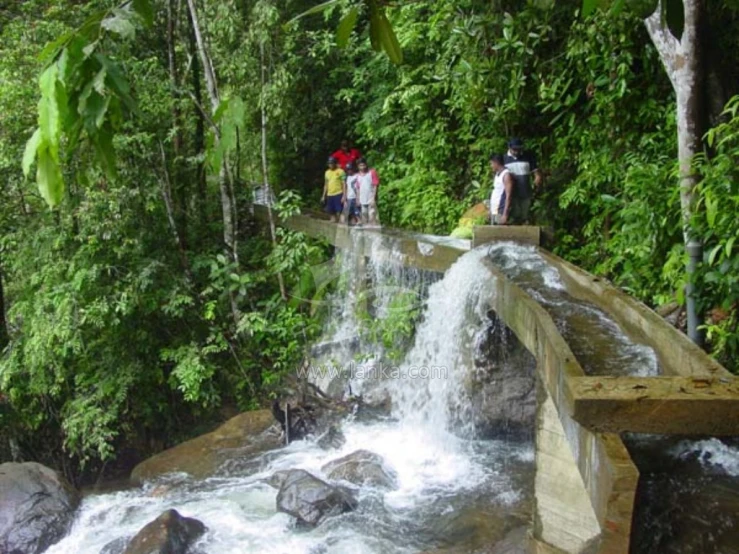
[489,154,514,225]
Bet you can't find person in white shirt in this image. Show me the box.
[489,154,514,225]
[356,158,378,226]
[342,162,360,225]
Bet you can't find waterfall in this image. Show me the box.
[45,239,533,554]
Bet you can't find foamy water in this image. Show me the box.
[672,438,739,476]
[46,240,531,554]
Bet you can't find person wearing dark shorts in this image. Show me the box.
[503,138,542,224]
[323,156,346,222]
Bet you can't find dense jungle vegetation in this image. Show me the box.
[1,0,738,482]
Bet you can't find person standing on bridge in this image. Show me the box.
[332,139,362,170]
[342,161,360,225]
[323,156,346,223]
[504,138,542,224]
[356,158,379,226]
[489,154,514,225]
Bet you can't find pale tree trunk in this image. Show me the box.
[260,40,287,300]
[186,0,241,326]
[185,0,236,260]
[645,0,704,344]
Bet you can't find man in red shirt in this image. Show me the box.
[331,140,361,170]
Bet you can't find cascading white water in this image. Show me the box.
[45,238,532,554]
[386,248,496,437]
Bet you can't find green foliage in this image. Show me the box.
[359,289,421,363]
[2,0,739,480]
[23,1,151,208]
[692,95,739,371]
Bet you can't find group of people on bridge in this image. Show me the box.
[321,136,541,230]
[488,137,542,226]
[322,140,381,227]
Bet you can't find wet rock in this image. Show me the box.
[130,410,280,484]
[265,469,292,490]
[322,450,398,490]
[100,536,130,554]
[468,315,536,439]
[122,509,206,554]
[421,508,529,554]
[271,372,362,444]
[316,425,346,450]
[353,390,392,421]
[276,469,358,526]
[0,461,80,554]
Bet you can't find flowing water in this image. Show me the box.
[484,242,739,553]
[44,235,739,554]
[46,236,534,554]
[486,243,659,377]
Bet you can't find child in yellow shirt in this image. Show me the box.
[322,156,345,223]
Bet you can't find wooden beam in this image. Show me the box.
[568,376,739,435]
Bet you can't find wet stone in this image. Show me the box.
[322,449,398,490]
[0,462,80,554]
[122,509,206,554]
[276,469,358,527]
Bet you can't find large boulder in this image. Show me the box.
[321,450,398,490]
[276,469,357,526]
[130,410,280,484]
[121,509,206,554]
[467,315,536,438]
[0,462,80,554]
[316,425,346,450]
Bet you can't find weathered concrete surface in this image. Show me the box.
[473,225,541,247]
[482,258,637,554]
[537,249,731,379]
[254,206,468,273]
[534,386,600,553]
[567,376,739,435]
[130,410,279,484]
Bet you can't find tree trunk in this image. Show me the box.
[186,9,207,208]
[645,0,704,240]
[645,0,705,344]
[185,0,236,259]
[159,141,193,282]
[0,262,9,350]
[260,40,287,300]
[167,0,188,246]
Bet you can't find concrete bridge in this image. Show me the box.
[254,206,739,554]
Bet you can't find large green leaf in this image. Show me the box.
[94,127,117,180]
[336,7,359,48]
[38,31,74,63]
[23,130,42,178]
[664,0,684,39]
[368,4,382,52]
[38,65,61,147]
[377,11,403,64]
[95,54,137,114]
[36,145,65,208]
[102,10,137,39]
[132,0,154,27]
